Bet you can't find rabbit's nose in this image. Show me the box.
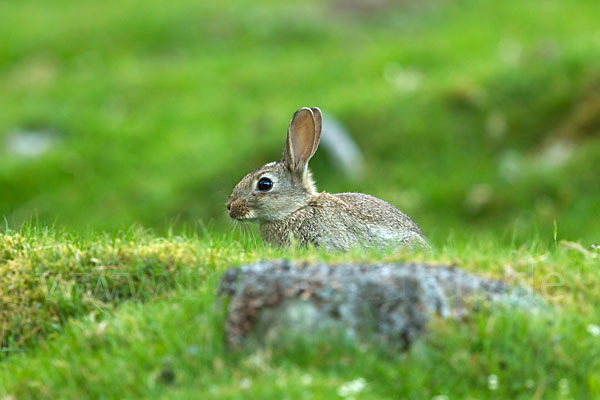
[226,201,232,211]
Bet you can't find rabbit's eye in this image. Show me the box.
[257,177,273,191]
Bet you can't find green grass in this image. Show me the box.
[1,227,599,398]
[1,0,600,245]
[2,0,600,397]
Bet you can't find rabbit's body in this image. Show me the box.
[227,107,428,251]
[260,192,426,251]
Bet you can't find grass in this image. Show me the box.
[2,0,600,397]
[1,227,600,398]
[1,0,599,245]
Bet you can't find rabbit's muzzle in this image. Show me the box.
[226,198,250,220]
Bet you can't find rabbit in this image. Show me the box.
[226,107,429,251]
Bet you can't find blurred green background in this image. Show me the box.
[1,0,599,245]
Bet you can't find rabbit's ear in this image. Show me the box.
[309,107,322,158]
[283,107,316,174]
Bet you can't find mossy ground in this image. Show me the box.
[1,227,599,398]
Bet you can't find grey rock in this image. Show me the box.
[218,260,543,348]
[320,113,364,180]
[5,129,58,157]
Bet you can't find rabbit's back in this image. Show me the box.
[259,192,427,251]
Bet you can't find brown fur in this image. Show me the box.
[226,107,428,251]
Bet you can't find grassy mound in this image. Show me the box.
[1,228,599,398]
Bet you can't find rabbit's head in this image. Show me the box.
[226,107,322,223]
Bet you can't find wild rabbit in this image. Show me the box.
[226,107,428,251]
